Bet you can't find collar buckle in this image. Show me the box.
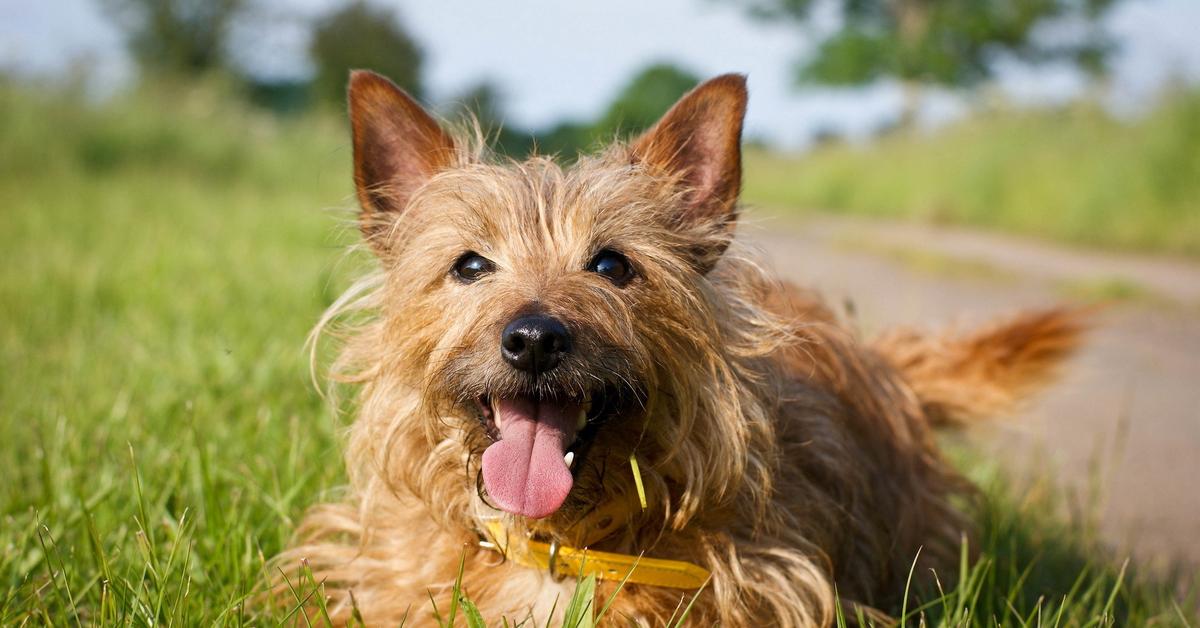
[547,539,564,580]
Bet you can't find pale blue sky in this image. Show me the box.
[3,0,1199,148]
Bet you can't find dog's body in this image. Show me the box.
[277,72,1082,626]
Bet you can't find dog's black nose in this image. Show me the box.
[501,315,571,373]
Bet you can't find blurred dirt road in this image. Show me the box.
[748,212,1200,568]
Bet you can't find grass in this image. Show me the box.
[744,89,1200,258]
[0,79,357,624]
[0,79,1196,625]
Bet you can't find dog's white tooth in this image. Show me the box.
[576,408,588,431]
[492,398,503,431]
[564,451,575,468]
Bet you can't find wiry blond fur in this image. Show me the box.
[272,81,1083,627]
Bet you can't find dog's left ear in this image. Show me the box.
[632,74,747,270]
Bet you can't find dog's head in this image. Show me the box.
[343,71,772,525]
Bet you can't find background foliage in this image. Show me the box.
[745,88,1200,256]
[726,0,1117,87]
[309,1,425,105]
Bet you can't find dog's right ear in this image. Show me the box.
[348,70,455,252]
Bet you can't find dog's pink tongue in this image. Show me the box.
[482,398,578,519]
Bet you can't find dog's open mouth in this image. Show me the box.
[475,389,614,519]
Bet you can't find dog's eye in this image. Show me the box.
[587,249,633,285]
[452,252,495,283]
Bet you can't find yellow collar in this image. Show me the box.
[477,505,711,590]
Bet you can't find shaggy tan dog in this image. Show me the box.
[276,71,1083,626]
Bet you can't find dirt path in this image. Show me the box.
[745,212,1200,568]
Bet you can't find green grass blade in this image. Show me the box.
[562,574,596,628]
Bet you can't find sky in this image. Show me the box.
[3,0,1200,149]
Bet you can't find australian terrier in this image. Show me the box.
[275,70,1083,626]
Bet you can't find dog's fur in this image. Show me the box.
[275,71,1084,626]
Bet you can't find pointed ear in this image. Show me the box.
[348,70,455,251]
[631,74,747,266]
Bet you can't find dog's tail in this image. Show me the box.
[872,307,1090,427]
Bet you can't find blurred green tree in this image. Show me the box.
[594,63,702,136]
[103,0,246,75]
[310,1,425,105]
[446,81,536,156]
[532,121,595,158]
[727,0,1118,123]
[437,62,703,159]
[453,82,505,129]
[535,62,701,156]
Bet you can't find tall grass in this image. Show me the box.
[744,90,1200,257]
[0,79,356,624]
[0,80,1194,624]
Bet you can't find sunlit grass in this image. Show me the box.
[744,91,1200,257]
[0,80,1194,624]
[0,79,358,624]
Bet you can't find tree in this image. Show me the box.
[453,82,505,128]
[593,63,702,137]
[441,63,702,159]
[103,0,246,75]
[535,63,702,156]
[729,0,1118,123]
[310,1,424,105]
[446,81,535,156]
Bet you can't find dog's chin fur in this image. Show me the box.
[271,74,1085,627]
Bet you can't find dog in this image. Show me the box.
[275,70,1083,626]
